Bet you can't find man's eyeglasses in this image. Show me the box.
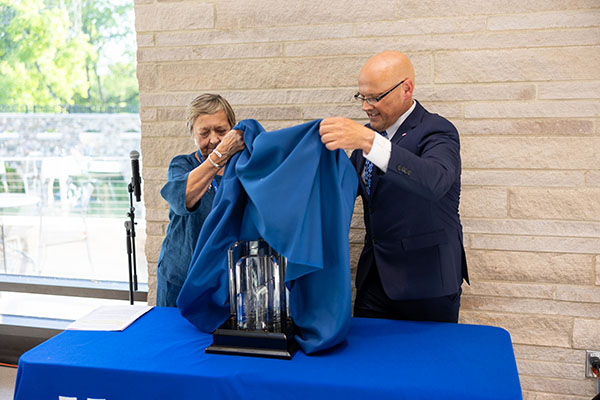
[354,79,407,105]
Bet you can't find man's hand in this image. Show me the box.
[319,117,375,152]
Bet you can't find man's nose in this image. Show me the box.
[362,100,374,112]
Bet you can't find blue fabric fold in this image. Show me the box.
[177,119,358,354]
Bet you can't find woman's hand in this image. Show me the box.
[213,129,245,164]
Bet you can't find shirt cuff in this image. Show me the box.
[363,133,391,173]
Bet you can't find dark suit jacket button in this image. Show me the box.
[396,165,411,175]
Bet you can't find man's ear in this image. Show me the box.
[403,79,415,98]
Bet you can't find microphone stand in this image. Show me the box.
[124,180,139,305]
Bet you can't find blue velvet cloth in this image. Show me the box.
[177,119,358,354]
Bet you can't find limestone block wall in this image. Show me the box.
[134,1,600,397]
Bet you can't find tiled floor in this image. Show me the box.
[0,366,16,399]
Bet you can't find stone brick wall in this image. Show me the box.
[134,1,600,397]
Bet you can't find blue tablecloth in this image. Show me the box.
[14,307,522,400]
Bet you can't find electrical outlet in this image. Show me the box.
[586,350,600,378]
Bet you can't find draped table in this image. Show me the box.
[14,307,522,400]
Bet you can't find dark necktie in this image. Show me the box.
[364,130,387,196]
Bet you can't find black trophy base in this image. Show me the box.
[206,319,299,360]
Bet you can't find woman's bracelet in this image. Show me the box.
[207,152,223,169]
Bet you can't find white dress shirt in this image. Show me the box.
[363,100,416,175]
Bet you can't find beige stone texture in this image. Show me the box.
[419,103,462,119]
[388,0,600,17]
[585,171,600,186]
[145,208,169,222]
[159,138,197,166]
[539,82,600,100]
[136,34,154,48]
[136,64,159,92]
[462,296,600,319]
[519,376,597,397]
[513,344,584,364]
[459,187,507,218]
[156,25,354,47]
[461,137,600,169]
[139,107,157,122]
[462,170,585,187]
[214,0,397,28]
[348,228,365,245]
[415,83,535,102]
[156,108,185,122]
[470,234,600,255]
[454,119,594,136]
[350,212,364,230]
[235,106,302,121]
[523,393,590,400]
[145,221,166,236]
[572,319,600,349]
[143,121,186,137]
[143,180,167,209]
[435,47,600,83]
[459,310,572,347]
[135,3,214,33]
[157,57,369,91]
[303,105,366,121]
[140,137,162,167]
[135,2,600,397]
[463,218,600,238]
[145,235,164,264]
[287,29,599,56]
[488,10,600,30]
[556,286,600,303]
[466,250,593,284]
[516,359,582,380]
[463,281,554,299]
[137,43,282,63]
[355,16,487,36]
[146,272,156,307]
[509,188,600,221]
[465,100,600,119]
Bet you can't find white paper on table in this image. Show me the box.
[66,305,153,331]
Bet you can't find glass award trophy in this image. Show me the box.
[205,239,298,359]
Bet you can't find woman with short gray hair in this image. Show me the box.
[156,94,245,307]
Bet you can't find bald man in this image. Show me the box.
[319,51,469,323]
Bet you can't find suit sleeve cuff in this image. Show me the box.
[363,133,391,173]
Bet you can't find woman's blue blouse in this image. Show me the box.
[157,152,221,297]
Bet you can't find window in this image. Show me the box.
[0,0,146,363]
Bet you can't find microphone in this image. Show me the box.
[129,150,142,202]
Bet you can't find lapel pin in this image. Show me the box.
[401,132,407,137]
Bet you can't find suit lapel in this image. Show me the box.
[370,101,425,197]
[390,100,425,145]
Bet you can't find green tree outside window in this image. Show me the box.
[0,0,138,112]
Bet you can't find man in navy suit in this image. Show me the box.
[319,51,468,323]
